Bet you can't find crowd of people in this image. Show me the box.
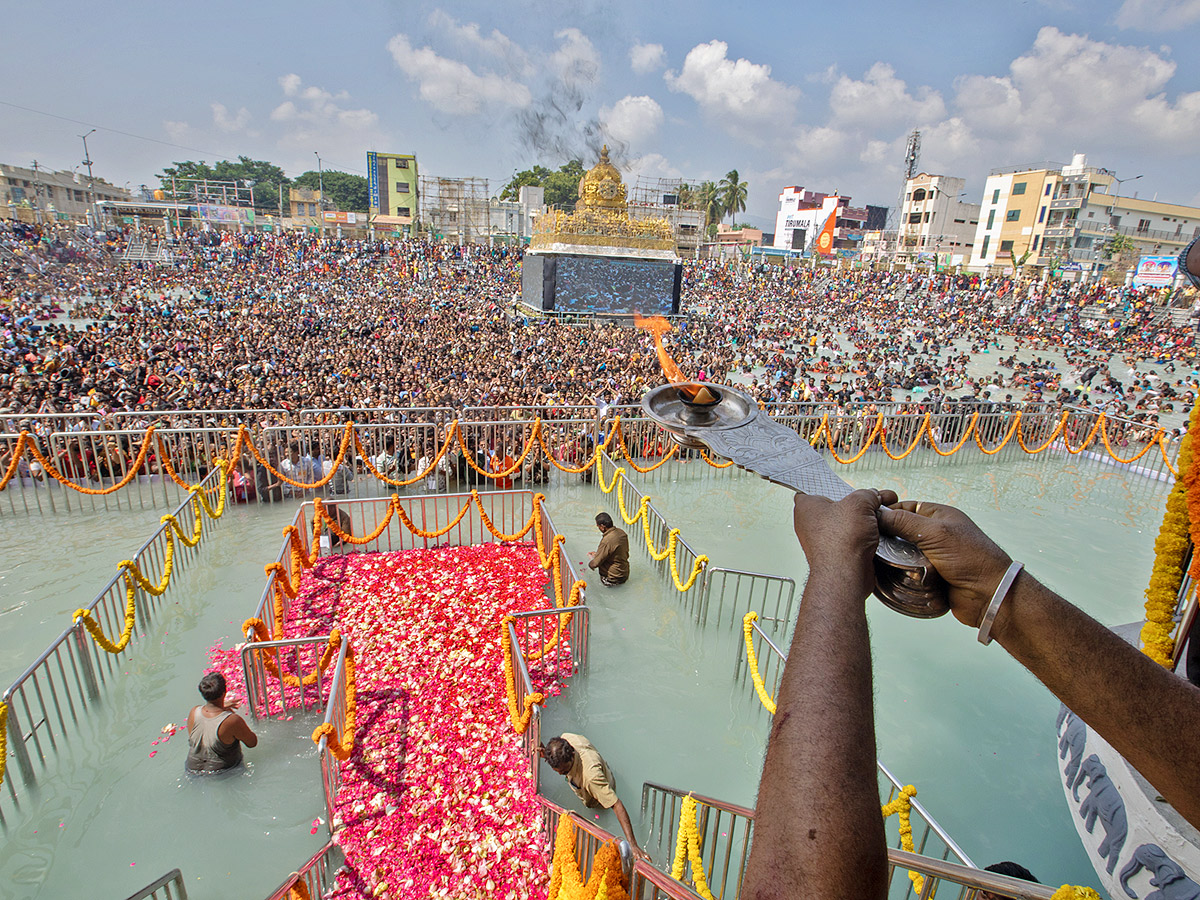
[2,220,1197,443]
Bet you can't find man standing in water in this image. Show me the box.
[185,671,258,774]
[588,512,629,586]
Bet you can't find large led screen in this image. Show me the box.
[552,256,680,315]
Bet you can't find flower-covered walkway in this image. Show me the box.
[209,542,555,900]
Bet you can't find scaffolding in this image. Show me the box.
[419,176,491,243]
[628,175,706,257]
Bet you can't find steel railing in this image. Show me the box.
[241,635,341,721]
[1,404,1178,512]
[640,780,993,900]
[315,637,350,826]
[122,868,189,900]
[701,568,796,633]
[0,463,228,813]
[261,840,342,900]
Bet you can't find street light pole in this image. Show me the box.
[314,151,325,236]
[80,129,97,228]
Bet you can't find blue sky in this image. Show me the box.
[3,0,1200,230]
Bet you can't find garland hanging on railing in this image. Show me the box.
[548,813,631,900]
[73,464,229,654]
[310,646,357,761]
[597,460,710,592]
[670,794,716,900]
[1,408,1179,500]
[1141,397,1200,665]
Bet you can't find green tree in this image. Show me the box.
[719,170,748,226]
[293,170,369,212]
[697,181,724,231]
[676,183,694,209]
[498,160,586,209]
[499,165,552,201]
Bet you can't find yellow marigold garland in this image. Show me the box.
[742,612,777,715]
[549,813,630,900]
[881,785,924,895]
[1051,887,1103,900]
[501,615,544,734]
[0,701,8,790]
[670,794,715,900]
[1141,396,1200,665]
[311,646,356,760]
[74,575,140,654]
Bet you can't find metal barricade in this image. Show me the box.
[0,464,228,809]
[507,618,543,790]
[640,780,987,900]
[261,840,342,900]
[315,637,350,826]
[595,451,709,602]
[123,868,189,900]
[540,797,635,893]
[641,782,755,900]
[241,636,339,720]
[702,568,796,633]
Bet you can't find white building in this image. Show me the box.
[898,173,980,263]
[967,153,1200,277]
[772,187,872,254]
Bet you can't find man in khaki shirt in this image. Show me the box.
[541,733,649,861]
[588,512,629,586]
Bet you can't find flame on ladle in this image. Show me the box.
[634,313,719,404]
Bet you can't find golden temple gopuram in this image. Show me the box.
[520,147,683,316]
[529,146,675,253]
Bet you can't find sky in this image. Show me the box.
[3,0,1200,231]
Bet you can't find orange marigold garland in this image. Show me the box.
[1141,397,1200,665]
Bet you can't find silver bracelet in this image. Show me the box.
[977,561,1024,646]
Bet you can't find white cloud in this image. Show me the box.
[1115,0,1200,30]
[550,28,600,83]
[829,63,946,127]
[163,120,191,143]
[426,10,531,75]
[952,27,1200,147]
[623,152,682,180]
[386,33,532,115]
[665,40,801,129]
[599,95,664,145]
[265,75,385,166]
[211,102,250,133]
[279,73,303,97]
[630,42,666,75]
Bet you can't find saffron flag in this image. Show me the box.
[815,210,837,256]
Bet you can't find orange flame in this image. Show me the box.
[634,313,686,384]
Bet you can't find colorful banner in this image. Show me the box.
[367,151,380,213]
[322,211,358,225]
[1133,255,1179,288]
[196,204,255,225]
[815,210,837,256]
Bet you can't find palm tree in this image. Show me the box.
[698,181,723,231]
[719,170,748,226]
[675,183,694,209]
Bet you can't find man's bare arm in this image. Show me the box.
[741,489,890,900]
[882,500,1200,829]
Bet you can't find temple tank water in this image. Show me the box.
[0,456,1164,897]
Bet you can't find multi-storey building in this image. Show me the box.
[0,162,130,225]
[969,154,1200,278]
[771,187,876,254]
[898,173,981,264]
[367,151,419,234]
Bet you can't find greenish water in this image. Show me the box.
[0,455,1165,897]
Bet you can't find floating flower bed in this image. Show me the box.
[207,543,556,900]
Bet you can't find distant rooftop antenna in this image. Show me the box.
[884,128,920,256]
